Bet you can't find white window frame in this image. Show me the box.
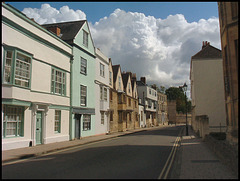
[101,112,104,124]
[100,63,105,77]
[80,85,87,106]
[51,68,66,95]
[54,110,61,133]
[83,30,88,47]
[80,57,87,75]
[83,115,91,131]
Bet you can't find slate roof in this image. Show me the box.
[136,80,147,86]
[42,20,86,43]
[112,65,121,84]
[191,44,222,60]
[122,73,130,89]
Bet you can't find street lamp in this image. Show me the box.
[182,83,188,136]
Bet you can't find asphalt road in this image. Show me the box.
[2,125,183,179]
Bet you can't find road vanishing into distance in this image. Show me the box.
[2,125,183,179]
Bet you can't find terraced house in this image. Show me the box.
[42,20,96,140]
[2,3,72,150]
[94,48,110,135]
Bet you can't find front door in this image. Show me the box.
[75,114,81,139]
[36,111,42,145]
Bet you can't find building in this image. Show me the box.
[136,77,157,127]
[190,41,227,136]
[94,48,110,135]
[43,20,96,140]
[122,72,139,130]
[2,3,72,150]
[218,2,238,144]
[157,91,168,125]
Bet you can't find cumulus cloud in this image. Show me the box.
[22,3,86,24]
[22,4,221,96]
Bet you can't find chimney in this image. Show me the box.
[47,26,61,37]
[132,73,136,81]
[122,71,126,74]
[202,41,210,49]
[151,84,157,90]
[140,77,146,84]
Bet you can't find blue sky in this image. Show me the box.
[6,2,219,24]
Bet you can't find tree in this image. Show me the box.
[165,86,191,114]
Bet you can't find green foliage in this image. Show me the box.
[165,86,192,114]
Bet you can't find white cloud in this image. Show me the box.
[22,3,86,24]
[22,5,221,94]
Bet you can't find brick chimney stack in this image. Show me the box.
[140,77,146,84]
[47,26,61,37]
[132,73,136,81]
[202,41,210,49]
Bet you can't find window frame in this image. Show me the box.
[100,63,105,77]
[80,85,87,106]
[101,112,104,125]
[51,67,66,96]
[83,114,91,131]
[54,110,61,133]
[2,47,32,89]
[3,105,24,138]
[80,57,87,75]
[83,30,89,48]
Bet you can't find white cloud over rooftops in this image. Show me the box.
[22,4,221,93]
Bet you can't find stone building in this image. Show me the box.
[156,91,168,125]
[167,100,177,125]
[218,2,238,144]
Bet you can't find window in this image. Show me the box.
[100,86,103,100]
[3,51,13,83]
[83,115,91,130]
[109,71,112,85]
[104,87,107,101]
[118,76,121,89]
[118,94,122,104]
[101,112,104,124]
[80,57,87,75]
[3,48,32,88]
[3,105,24,137]
[110,90,113,101]
[15,53,31,87]
[100,63,105,77]
[51,68,66,95]
[128,98,131,106]
[55,110,61,133]
[149,89,151,95]
[129,113,132,122]
[81,85,87,106]
[83,30,88,47]
[128,83,131,93]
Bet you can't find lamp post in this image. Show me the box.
[182,83,188,136]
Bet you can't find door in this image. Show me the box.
[36,111,42,145]
[75,114,81,139]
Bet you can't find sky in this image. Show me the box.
[6,2,221,99]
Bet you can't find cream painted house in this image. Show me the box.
[94,48,110,135]
[190,41,227,135]
[2,3,72,150]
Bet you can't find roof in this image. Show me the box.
[122,73,130,89]
[136,80,147,86]
[112,65,121,83]
[191,44,222,60]
[42,20,86,43]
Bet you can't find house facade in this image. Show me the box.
[137,77,157,127]
[190,41,227,135]
[43,20,96,140]
[157,92,168,125]
[218,2,238,144]
[2,3,72,150]
[94,48,110,135]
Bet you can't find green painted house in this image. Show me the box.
[43,20,96,140]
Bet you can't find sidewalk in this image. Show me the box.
[2,125,168,164]
[178,126,238,179]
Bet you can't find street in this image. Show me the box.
[2,125,183,179]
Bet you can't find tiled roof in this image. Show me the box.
[42,20,86,43]
[191,44,222,60]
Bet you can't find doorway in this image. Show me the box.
[36,111,42,145]
[75,114,81,139]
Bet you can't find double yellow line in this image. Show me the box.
[158,129,182,179]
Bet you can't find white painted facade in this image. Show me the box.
[2,3,72,150]
[94,48,110,135]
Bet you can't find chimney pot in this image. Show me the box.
[140,77,146,84]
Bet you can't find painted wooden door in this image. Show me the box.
[75,114,81,139]
[36,111,42,145]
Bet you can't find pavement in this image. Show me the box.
[177,126,238,179]
[2,124,238,179]
[2,125,168,164]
